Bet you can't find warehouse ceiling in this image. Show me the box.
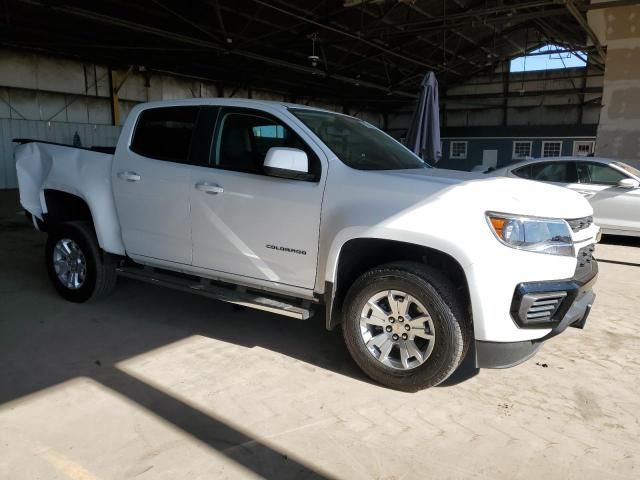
[0,0,625,108]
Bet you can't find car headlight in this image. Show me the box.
[486,212,574,257]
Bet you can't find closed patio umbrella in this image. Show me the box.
[404,71,441,164]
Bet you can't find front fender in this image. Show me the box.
[323,227,475,287]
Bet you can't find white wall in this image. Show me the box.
[0,119,121,189]
[441,64,602,128]
[0,47,386,188]
[589,3,640,164]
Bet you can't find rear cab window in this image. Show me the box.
[130,106,201,163]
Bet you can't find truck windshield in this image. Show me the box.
[290,108,429,171]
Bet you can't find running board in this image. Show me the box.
[116,266,313,320]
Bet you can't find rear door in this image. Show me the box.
[575,161,640,233]
[189,107,326,289]
[112,105,207,264]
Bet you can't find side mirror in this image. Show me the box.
[617,178,640,189]
[263,147,311,180]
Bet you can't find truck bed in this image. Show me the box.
[13,138,116,155]
[14,139,124,255]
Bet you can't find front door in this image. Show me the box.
[189,107,325,289]
[482,149,498,170]
[574,161,640,233]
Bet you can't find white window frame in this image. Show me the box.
[542,140,563,158]
[449,141,468,159]
[512,141,532,160]
[573,140,595,156]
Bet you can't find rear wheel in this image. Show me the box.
[342,261,471,391]
[45,221,117,302]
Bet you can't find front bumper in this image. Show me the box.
[476,257,597,369]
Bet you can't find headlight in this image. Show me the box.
[486,212,574,257]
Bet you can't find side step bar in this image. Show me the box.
[116,266,313,320]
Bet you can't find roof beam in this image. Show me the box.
[533,18,604,68]
[450,0,525,54]
[248,0,444,71]
[211,2,425,82]
[361,1,558,34]
[564,0,606,62]
[365,8,572,39]
[353,3,479,69]
[15,0,416,97]
[442,85,602,101]
[440,22,540,75]
[404,2,496,59]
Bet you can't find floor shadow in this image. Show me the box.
[437,341,479,387]
[596,234,640,267]
[600,234,640,248]
[596,258,640,268]
[0,203,477,397]
[97,367,336,479]
[1,189,347,478]
[1,188,479,477]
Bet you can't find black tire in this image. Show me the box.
[45,221,117,303]
[342,261,471,392]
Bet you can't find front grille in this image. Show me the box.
[566,216,593,233]
[519,292,567,325]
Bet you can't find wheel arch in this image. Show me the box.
[324,237,472,331]
[42,188,125,255]
[43,189,92,226]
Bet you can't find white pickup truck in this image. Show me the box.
[15,98,599,391]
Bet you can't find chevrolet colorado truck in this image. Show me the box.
[15,99,599,391]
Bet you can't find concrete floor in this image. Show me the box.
[1,188,639,480]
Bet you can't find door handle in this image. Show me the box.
[117,171,141,182]
[195,182,224,195]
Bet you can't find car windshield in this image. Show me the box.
[612,161,640,178]
[290,108,429,171]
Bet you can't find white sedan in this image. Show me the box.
[490,157,640,237]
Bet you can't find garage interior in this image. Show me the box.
[1,1,639,479]
[0,0,639,187]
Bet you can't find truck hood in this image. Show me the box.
[377,167,593,220]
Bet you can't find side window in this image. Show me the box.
[214,111,320,180]
[576,162,626,186]
[529,162,577,183]
[512,165,532,179]
[131,107,200,163]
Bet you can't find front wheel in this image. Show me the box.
[342,262,471,391]
[45,221,117,303]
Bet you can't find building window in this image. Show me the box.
[542,141,563,158]
[512,141,532,160]
[573,141,595,156]
[450,141,467,159]
[510,44,586,73]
